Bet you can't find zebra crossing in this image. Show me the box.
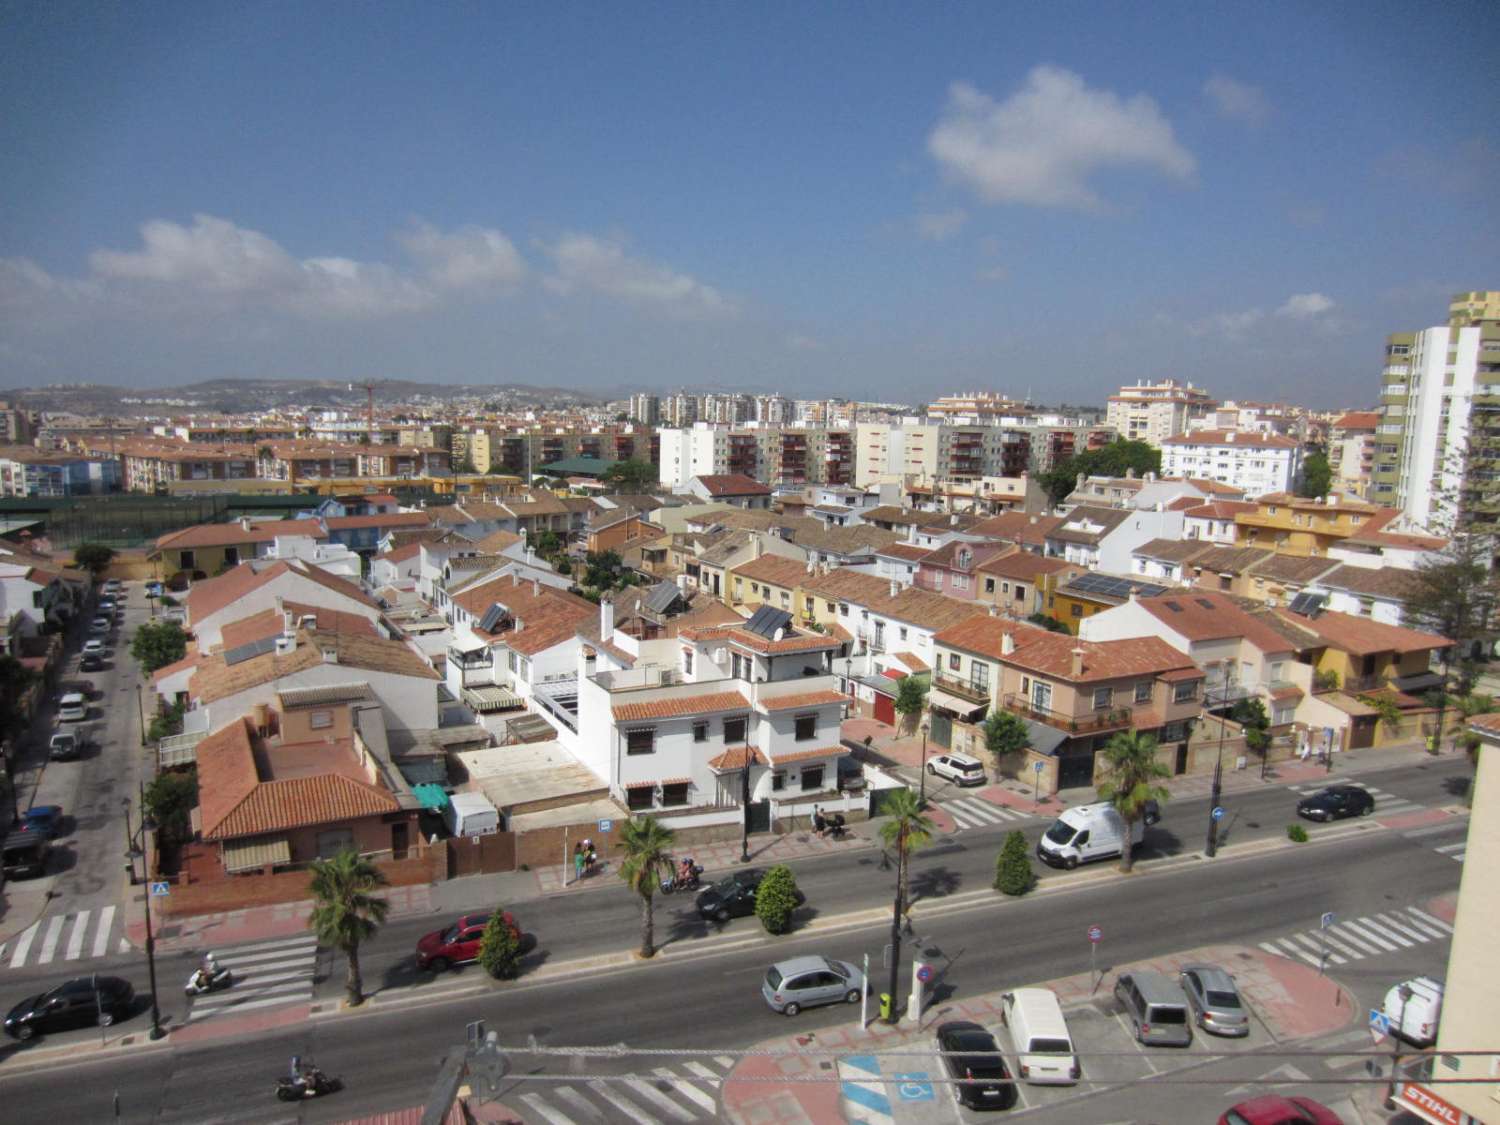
[514,1055,734,1123]
[1,906,130,970]
[185,934,319,1023]
[1433,841,1467,863]
[1290,780,1424,819]
[936,795,1033,831]
[1257,904,1452,968]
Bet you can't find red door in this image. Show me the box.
[874,693,895,725]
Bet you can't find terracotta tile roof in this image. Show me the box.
[1343,528,1448,551]
[976,551,1076,581]
[801,567,987,632]
[1247,553,1340,585]
[194,719,261,839]
[730,554,811,589]
[376,542,424,564]
[969,511,1065,547]
[1271,607,1451,656]
[1269,683,1304,701]
[1132,538,1215,565]
[933,617,1048,662]
[290,561,381,609]
[451,570,594,624]
[708,745,768,770]
[877,543,930,561]
[612,689,749,722]
[862,506,983,531]
[1163,429,1298,449]
[151,651,202,684]
[156,519,327,551]
[1046,506,1132,545]
[756,689,846,712]
[190,628,437,703]
[727,628,844,655]
[1184,500,1259,520]
[1312,564,1418,601]
[1180,478,1248,496]
[885,651,929,672]
[997,632,1199,683]
[1184,545,1275,574]
[695,473,772,497]
[768,744,844,765]
[324,512,433,531]
[1333,411,1381,430]
[186,560,294,624]
[1468,713,1500,736]
[1139,591,1296,653]
[219,602,378,653]
[473,529,524,554]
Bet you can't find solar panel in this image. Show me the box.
[478,603,508,632]
[1067,572,1167,600]
[224,635,278,666]
[1162,600,1183,613]
[744,605,793,638]
[1194,598,1216,610]
[1287,592,1326,617]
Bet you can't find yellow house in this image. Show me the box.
[1048,574,1172,635]
[728,554,809,613]
[150,518,329,581]
[1233,492,1394,556]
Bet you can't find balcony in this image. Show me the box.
[1003,694,1137,735]
[932,672,991,706]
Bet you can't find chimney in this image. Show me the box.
[1071,646,1085,677]
[275,634,294,655]
[1002,632,1015,655]
[526,547,536,565]
[533,577,540,596]
[240,516,252,532]
[600,596,614,637]
[282,609,294,636]
[988,603,997,617]
[889,579,899,598]
[1125,467,1136,479]
[908,522,917,544]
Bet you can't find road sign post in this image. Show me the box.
[1087,924,1102,988]
[861,952,870,1027]
[1032,759,1044,803]
[1319,911,1336,975]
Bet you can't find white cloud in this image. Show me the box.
[1277,292,1335,318]
[927,67,1196,210]
[541,233,733,317]
[1204,75,1270,125]
[399,221,526,289]
[916,209,968,240]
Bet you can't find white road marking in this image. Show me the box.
[1341,919,1398,952]
[623,1077,699,1121]
[587,1080,662,1124]
[519,1092,580,1125]
[9,921,41,968]
[1328,925,1381,956]
[554,1086,607,1122]
[653,1068,717,1113]
[684,1061,722,1085]
[1405,906,1453,934]
[1376,912,1429,944]
[92,905,116,959]
[36,914,66,964]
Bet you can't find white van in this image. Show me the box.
[1001,988,1079,1085]
[445,792,500,838]
[1036,801,1158,869]
[1381,976,1443,1047]
[58,692,88,722]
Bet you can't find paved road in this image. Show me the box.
[0,802,1466,1123]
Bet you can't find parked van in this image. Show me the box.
[1381,976,1444,1047]
[1000,988,1079,1085]
[1036,801,1158,869]
[2,831,51,879]
[1115,970,1194,1047]
[57,693,87,723]
[445,792,500,838]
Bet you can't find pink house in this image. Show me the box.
[913,540,1007,601]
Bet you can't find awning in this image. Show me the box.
[412,783,450,811]
[223,836,291,873]
[926,688,988,719]
[464,685,522,713]
[1022,719,1069,757]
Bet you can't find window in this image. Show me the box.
[732,652,748,681]
[1001,581,1010,594]
[683,647,694,675]
[1270,661,1285,681]
[794,713,817,741]
[839,603,849,617]
[180,549,196,570]
[780,591,791,609]
[1070,603,1083,618]
[661,782,690,807]
[1015,584,1026,601]
[1173,680,1199,703]
[771,771,785,791]
[1160,721,1187,742]
[1093,687,1112,711]
[1134,681,1152,703]
[985,578,995,593]
[826,600,837,614]
[948,653,961,671]
[723,716,747,743]
[692,721,708,743]
[627,785,654,811]
[626,728,655,755]
[1031,681,1051,711]
[310,709,334,730]
[509,651,519,672]
[800,765,825,791]
[898,626,908,642]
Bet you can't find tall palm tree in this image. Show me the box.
[879,788,934,920]
[1097,730,1170,874]
[308,848,390,1006]
[618,815,675,959]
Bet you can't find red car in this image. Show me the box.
[1219,1095,1344,1125]
[415,911,520,971]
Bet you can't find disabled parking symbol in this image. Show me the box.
[892,1072,934,1101]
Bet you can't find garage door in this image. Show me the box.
[874,693,895,725]
[1056,750,1097,789]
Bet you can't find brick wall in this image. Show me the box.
[158,846,443,917]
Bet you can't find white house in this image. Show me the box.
[1160,430,1302,499]
[185,560,385,651]
[1305,565,1417,627]
[1045,506,1186,572]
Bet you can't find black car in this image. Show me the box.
[5,976,134,1040]
[79,653,104,673]
[696,870,765,922]
[936,1021,1017,1110]
[1296,785,1375,822]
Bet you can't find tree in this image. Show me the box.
[131,620,188,673]
[1040,440,1161,506]
[308,848,390,1007]
[602,458,658,492]
[1096,730,1170,874]
[532,529,563,561]
[1027,612,1069,634]
[147,698,186,743]
[0,654,37,743]
[72,543,116,577]
[993,830,1036,896]
[878,788,935,922]
[1357,693,1404,733]
[1298,451,1332,498]
[617,815,675,958]
[982,710,1030,772]
[583,549,631,591]
[893,675,928,734]
[143,768,198,847]
[753,865,800,935]
[477,910,523,979]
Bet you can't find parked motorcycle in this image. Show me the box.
[184,965,233,996]
[660,858,704,894]
[276,1064,340,1101]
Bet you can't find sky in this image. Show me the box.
[2,2,1498,408]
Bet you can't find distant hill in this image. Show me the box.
[1,378,606,416]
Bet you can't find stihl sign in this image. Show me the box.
[1399,1083,1467,1125]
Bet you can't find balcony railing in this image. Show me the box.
[1002,694,1137,735]
[933,672,992,706]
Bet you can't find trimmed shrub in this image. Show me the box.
[1286,824,1309,843]
[754,865,800,935]
[994,830,1036,896]
[478,910,523,979]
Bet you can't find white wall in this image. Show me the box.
[1097,511,1186,574]
[198,663,438,735]
[191,570,381,649]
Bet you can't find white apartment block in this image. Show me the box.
[1159,430,1302,499]
[1106,378,1216,445]
[658,424,728,489]
[853,423,1029,488]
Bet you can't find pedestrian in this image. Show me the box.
[584,839,597,875]
[812,805,826,838]
[572,842,584,885]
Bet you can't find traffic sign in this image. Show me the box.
[1321,911,1337,929]
[1087,924,1102,944]
[1369,1008,1391,1044]
[149,881,170,897]
[1033,761,1044,773]
[598,818,613,834]
[916,963,934,984]
[892,1073,934,1102]
[1211,806,1225,821]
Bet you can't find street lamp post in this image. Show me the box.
[917,721,930,810]
[136,684,148,748]
[739,748,752,864]
[1383,983,1414,1109]
[136,782,165,1041]
[1207,714,1226,857]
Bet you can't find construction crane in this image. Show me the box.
[348,380,387,444]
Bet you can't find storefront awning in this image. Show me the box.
[927,689,988,719]
[464,685,523,713]
[223,836,291,873]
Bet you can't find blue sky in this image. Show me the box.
[2,1,1497,407]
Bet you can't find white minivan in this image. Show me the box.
[58,692,88,722]
[1381,976,1443,1047]
[1001,988,1079,1085]
[1036,801,1159,869]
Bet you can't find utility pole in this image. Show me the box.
[1205,750,1223,858]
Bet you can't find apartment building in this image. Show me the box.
[974,551,1081,619]
[0,447,120,497]
[1106,378,1216,444]
[1373,290,1500,530]
[852,422,1029,488]
[1232,492,1395,556]
[1159,429,1302,498]
[1328,411,1379,497]
[628,393,661,426]
[924,392,1033,425]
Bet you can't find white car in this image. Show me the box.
[82,639,106,657]
[89,616,112,635]
[103,579,122,594]
[926,752,987,787]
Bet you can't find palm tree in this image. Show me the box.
[1096,730,1170,874]
[879,788,934,922]
[308,848,390,1006]
[618,815,675,958]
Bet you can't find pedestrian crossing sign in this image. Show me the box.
[1369,1008,1391,1042]
[149,881,170,897]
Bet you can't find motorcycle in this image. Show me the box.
[660,859,703,894]
[276,1066,341,1101]
[184,965,233,996]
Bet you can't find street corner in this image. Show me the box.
[1423,890,1459,926]
[925,805,959,835]
[976,782,1057,817]
[1378,805,1459,831]
[722,1041,844,1125]
[1205,943,1360,1041]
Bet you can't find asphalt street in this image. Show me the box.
[0,788,1468,1124]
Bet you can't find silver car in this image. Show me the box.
[761,955,865,1016]
[1179,964,1249,1037]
